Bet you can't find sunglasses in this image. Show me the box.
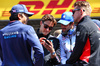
[72,9,81,14]
[72,9,85,14]
[43,24,53,30]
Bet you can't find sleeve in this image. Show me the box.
[0,43,2,65]
[66,25,88,64]
[0,32,3,61]
[50,43,61,65]
[26,27,44,66]
[47,37,61,65]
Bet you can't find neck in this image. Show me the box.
[79,14,89,22]
[10,20,16,22]
[76,14,89,26]
[19,20,23,23]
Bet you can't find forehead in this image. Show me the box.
[44,20,54,26]
[74,6,81,9]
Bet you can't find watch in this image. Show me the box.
[51,52,56,55]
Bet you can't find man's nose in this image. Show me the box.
[46,27,50,31]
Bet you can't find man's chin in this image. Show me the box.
[43,33,48,36]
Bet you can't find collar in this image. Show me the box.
[76,15,90,25]
[36,29,50,38]
[8,20,22,25]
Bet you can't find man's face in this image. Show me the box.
[72,6,82,24]
[21,13,29,24]
[61,24,73,32]
[40,21,54,36]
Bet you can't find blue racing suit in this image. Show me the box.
[0,21,44,66]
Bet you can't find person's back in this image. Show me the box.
[0,20,44,66]
[0,21,34,66]
[0,4,44,66]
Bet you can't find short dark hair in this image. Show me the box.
[9,11,24,21]
[41,14,57,26]
[9,13,19,21]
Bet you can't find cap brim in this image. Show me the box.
[58,20,71,25]
[25,12,34,17]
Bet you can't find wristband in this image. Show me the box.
[51,52,56,55]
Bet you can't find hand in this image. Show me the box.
[39,37,56,58]
[39,37,55,53]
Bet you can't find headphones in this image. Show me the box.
[62,27,76,36]
[67,28,75,35]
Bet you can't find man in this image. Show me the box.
[57,12,76,64]
[66,1,100,66]
[37,14,60,66]
[0,4,44,66]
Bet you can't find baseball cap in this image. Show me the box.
[58,12,74,25]
[10,4,34,17]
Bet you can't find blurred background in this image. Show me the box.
[0,0,100,35]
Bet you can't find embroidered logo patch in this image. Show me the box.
[76,31,80,36]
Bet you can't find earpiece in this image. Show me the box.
[68,28,75,35]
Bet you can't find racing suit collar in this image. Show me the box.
[76,15,90,25]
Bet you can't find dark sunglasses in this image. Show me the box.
[72,9,81,14]
[43,24,53,30]
[72,9,85,14]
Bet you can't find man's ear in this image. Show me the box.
[40,21,43,25]
[18,13,22,20]
[80,9,84,15]
[71,22,74,29]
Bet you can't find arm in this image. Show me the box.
[66,25,88,63]
[0,43,2,66]
[0,32,3,65]
[50,43,61,65]
[26,27,44,66]
[49,37,61,65]
[0,32,3,61]
[40,37,60,65]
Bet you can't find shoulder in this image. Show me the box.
[20,24,35,32]
[48,35,59,42]
[57,34,62,40]
[21,24,32,29]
